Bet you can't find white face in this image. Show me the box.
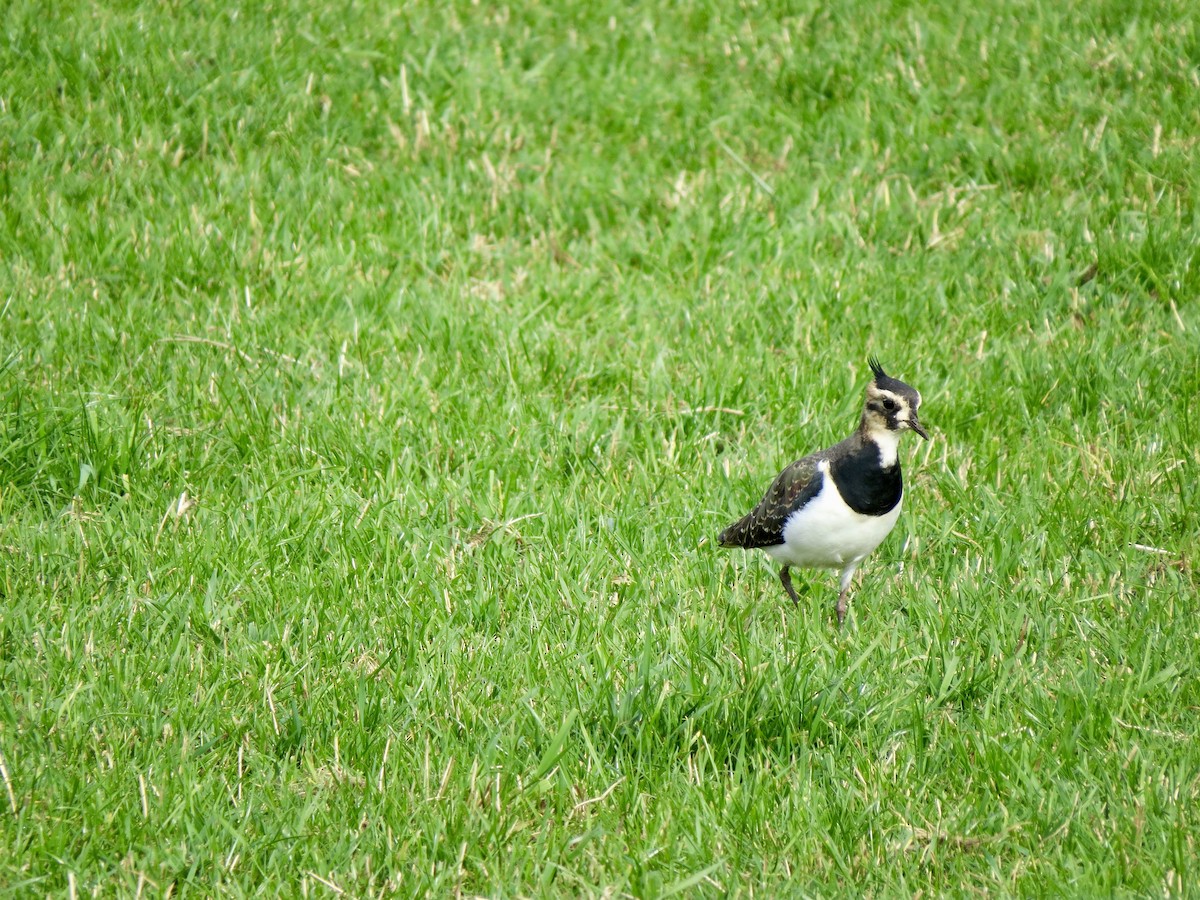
[864,383,927,438]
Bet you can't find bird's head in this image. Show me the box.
[863,358,928,440]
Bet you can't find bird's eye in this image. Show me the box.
[882,398,897,411]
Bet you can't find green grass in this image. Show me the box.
[2,0,1199,894]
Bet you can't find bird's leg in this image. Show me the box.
[779,566,801,606]
[835,563,859,627]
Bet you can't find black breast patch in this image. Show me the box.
[830,443,902,515]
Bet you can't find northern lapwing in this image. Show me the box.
[718,359,928,625]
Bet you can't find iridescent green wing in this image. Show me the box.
[718,455,823,549]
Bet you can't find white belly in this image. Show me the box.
[763,472,902,570]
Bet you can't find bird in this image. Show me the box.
[718,359,928,625]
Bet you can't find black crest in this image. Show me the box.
[867,357,913,397]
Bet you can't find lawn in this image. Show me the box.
[2,0,1199,895]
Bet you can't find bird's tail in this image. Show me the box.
[717,518,749,548]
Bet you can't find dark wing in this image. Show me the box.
[718,455,824,549]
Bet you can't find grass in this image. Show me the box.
[2,0,1199,894]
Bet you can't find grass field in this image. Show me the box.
[3,0,1199,895]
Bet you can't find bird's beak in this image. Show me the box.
[909,415,929,440]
